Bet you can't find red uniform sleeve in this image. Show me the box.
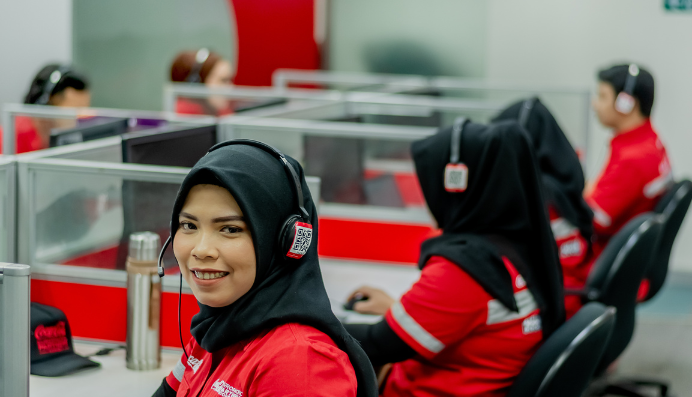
[586,157,643,236]
[385,256,488,360]
[249,335,357,397]
[164,338,197,392]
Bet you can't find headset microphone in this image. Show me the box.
[615,64,640,114]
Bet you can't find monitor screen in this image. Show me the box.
[121,124,217,167]
[50,117,130,147]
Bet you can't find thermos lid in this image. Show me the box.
[128,232,161,261]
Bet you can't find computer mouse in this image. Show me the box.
[343,293,369,311]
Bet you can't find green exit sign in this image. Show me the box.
[665,0,692,10]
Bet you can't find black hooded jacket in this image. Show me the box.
[494,97,594,242]
[153,142,378,397]
[346,120,565,366]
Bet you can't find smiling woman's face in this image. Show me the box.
[174,184,256,307]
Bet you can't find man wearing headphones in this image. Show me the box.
[587,63,672,260]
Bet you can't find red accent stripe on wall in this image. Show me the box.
[31,279,199,349]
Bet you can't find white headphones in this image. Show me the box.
[614,64,640,114]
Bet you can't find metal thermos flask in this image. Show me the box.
[0,264,31,397]
[126,232,161,370]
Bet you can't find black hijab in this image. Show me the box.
[169,143,378,397]
[412,120,565,338]
[494,98,594,242]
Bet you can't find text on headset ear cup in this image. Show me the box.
[279,215,313,260]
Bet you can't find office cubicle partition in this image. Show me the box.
[273,69,593,167]
[1,103,215,155]
[0,157,16,263]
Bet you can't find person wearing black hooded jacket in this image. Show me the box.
[152,140,378,397]
[344,119,565,396]
[494,98,594,318]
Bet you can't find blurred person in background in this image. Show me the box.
[0,64,90,154]
[344,119,565,396]
[494,98,593,318]
[587,64,672,271]
[170,48,235,116]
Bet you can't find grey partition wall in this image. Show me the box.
[0,157,16,262]
[1,103,214,155]
[272,69,593,164]
[162,83,343,116]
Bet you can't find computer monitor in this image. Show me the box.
[49,117,130,147]
[117,124,218,270]
[121,124,217,167]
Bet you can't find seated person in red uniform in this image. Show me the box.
[0,64,90,154]
[494,98,594,318]
[344,119,565,397]
[587,64,672,266]
[170,48,234,116]
[152,141,378,397]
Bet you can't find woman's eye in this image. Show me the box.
[221,226,242,234]
[180,222,196,231]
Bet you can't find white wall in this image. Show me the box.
[485,0,692,273]
[329,0,488,78]
[0,0,73,121]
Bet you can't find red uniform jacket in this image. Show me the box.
[0,116,46,154]
[586,119,672,258]
[164,323,357,396]
[382,256,543,397]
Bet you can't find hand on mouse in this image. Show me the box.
[346,286,395,315]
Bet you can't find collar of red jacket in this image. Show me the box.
[611,119,656,149]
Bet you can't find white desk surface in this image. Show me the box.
[29,259,421,396]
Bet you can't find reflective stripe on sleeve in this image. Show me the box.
[390,301,445,354]
[172,358,186,382]
[486,289,538,325]
[591,203,612,227]
[643,170,673,198]
[550,217,579,240]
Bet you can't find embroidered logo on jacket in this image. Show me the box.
[211,379,243,397]
[187,355,203,373]
[522,314,542,335]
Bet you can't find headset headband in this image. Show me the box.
[207,139,310,221]
[622,63,640,96]
[518,97,538,129]
[35,65,72,105]
[450,117,468,164]
[186,48,210,83]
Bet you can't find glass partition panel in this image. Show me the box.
[22,160,186,273]
[227,119,434,210]
[0,158,14,262]
[2,104,214,155]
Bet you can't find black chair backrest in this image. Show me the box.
[584,213,663,374]
[506,303,616,397]
[645,180,692,300]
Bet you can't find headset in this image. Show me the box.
[445,117,470,192]
[34,65,73,105]
[156,139,313,360]
[185,48,210,83]
[518,97,538,129]
[614,64,640,114]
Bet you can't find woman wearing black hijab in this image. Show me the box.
[152,140,378,396]
[494,97,594,317]
[345,119,565,396]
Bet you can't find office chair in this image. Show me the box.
[506,302,616,397]
[641,180,692,301]
[566,213,665,396]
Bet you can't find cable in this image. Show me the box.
[179,272,190,361]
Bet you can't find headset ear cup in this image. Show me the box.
[615,92,635,114]
[279,215,313,260]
